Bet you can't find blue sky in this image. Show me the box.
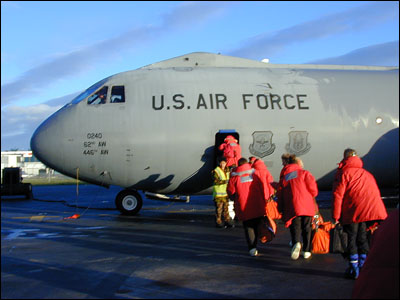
[1,1,399,150]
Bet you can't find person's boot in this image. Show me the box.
[359,254,367,270]
[215,222,225,228]
[345,254,359,279]
[225,220,235,228]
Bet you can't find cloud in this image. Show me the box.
[1,1,232,107]
[1,92,79,150]
[1,104,57,150]
[307,41,399,66]
[6,104,61,123]
[228,2,398,60]
[160,1,229,29]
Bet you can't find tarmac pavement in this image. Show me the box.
[1,184,397,299]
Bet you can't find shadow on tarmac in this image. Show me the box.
[1,185,398,299]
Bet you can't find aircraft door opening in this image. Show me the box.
[214,130,240,168]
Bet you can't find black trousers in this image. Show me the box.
[242,217,263,250]
[289,216,312,252]
[343,222,369,256]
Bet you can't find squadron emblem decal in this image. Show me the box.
[285,131,311,156]
[249,131,275,158]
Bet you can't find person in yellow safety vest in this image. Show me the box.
[212,157,235,228]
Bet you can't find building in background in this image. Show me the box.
[1,151,53,179]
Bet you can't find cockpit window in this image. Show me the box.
[88,86,108,105]
[69,76,111,105]
[110,86,125,103]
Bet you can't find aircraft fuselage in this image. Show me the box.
[31,53,399,198]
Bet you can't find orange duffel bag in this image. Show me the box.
[258,215,277,243]
[311,221,333,254]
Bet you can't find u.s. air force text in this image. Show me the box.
[152,93,310,110]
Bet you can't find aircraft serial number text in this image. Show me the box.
[83,133,109,155]
[87,133,103,139]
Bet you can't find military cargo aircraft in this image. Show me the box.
[31,52,399,215]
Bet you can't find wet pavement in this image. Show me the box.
[1,185,397,299]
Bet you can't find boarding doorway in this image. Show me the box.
[214,130,240,168]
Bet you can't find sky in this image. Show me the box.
[1,1,399,151]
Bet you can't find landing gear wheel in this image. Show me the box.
[115,190,143,215]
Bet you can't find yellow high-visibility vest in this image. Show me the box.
[213,166,229,198]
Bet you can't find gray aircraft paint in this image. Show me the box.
[31,52,399,198]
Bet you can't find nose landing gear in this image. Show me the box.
[115,189,143,215]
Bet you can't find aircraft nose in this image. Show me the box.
[31,119,52,169]
[30,111,64,171]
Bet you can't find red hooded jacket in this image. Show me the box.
[227,163,266,221]
[276,163,318,227]
[332,156,387,224]
[251,159,275,199]
[219,136,242,167]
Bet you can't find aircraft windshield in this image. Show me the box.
[69,76,112,105]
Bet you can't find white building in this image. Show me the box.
[1,151,52,178]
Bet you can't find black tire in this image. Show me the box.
[115,190,143,215]
[25,184,33,199]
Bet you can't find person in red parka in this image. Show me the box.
[276,154,318,260]
[249,156,275,200]
[351,209,399,299]
[227,158,266,257]
[332,148,388,280]
[271,153,291,190]
[219,135,242,168]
